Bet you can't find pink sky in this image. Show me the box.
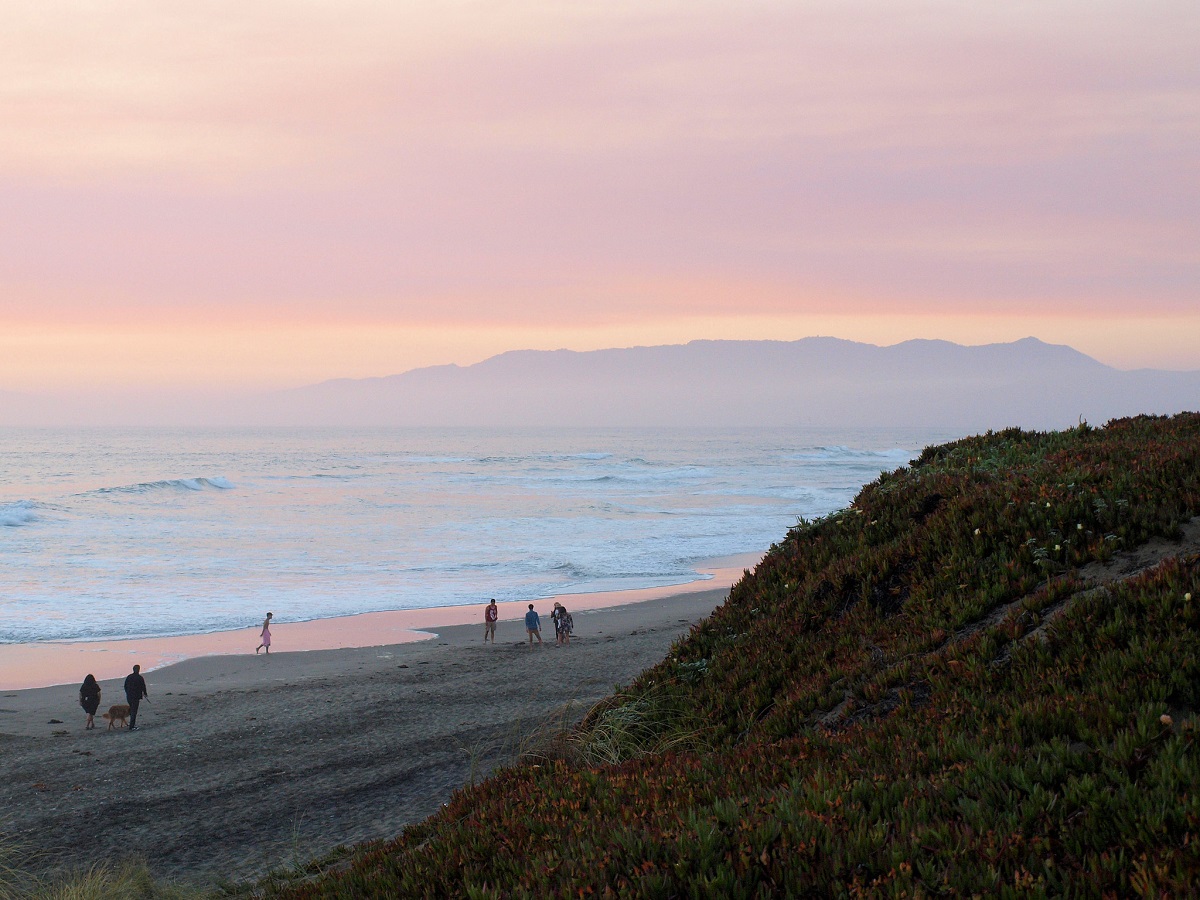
[2,1,1197,392]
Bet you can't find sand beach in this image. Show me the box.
[0,573,744,883]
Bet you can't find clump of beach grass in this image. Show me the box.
[0,836,31,900]
[569,688,701,766]
[0,837,196,900]
[32,861,162,900]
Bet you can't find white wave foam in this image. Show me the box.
[794,445,902,460]
[0,500,38,527]
[550,561,590,578]
[89,476,234,495]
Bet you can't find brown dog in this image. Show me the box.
[102,704,131,730]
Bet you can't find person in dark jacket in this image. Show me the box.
[79,674,101,730]
[124,664,149,731]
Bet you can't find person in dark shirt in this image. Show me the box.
[124,664,149,731]
[79,673,102,730]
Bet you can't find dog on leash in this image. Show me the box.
[102,704,131,729]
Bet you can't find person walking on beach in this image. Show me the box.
[256,611,273,654]
[525,603,543,647]
[79,673,101,730]
[124,664,148,731]
[484,599,499,643]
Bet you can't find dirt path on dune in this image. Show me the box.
[0,591,725,884]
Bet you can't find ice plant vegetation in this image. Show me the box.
[267,414,1200,898]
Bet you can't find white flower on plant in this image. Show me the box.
[1054,544,1061,551]
[974,528,981,536]
[1077,523,1084,531]
[1186,593,1193,602]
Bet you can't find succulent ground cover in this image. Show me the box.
[270,413,1200,898]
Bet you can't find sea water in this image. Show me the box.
[0,426,956,644]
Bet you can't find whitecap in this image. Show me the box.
[0,500,38,527]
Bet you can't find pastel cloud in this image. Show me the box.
[1,1,1197,390]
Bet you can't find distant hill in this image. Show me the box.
[265,337,1198,430]
[1,337,1197,428]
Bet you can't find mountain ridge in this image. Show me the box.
[1,337,1195,428]
[269,336,1194,431]
[298,336,1111,389]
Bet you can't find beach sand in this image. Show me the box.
[0,582,739,883]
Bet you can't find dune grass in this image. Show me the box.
[0,843,197,900]
[253,413,1200,897]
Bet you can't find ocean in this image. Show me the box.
[0,426,957,645]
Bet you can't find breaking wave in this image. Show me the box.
[87,476,235,496]
[0,500,38,527]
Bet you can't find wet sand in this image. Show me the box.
[0,584,737,883]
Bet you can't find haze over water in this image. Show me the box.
[0,426,956,645]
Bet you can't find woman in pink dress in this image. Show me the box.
[255,611,273,654]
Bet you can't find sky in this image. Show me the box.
[2,1,1198,394]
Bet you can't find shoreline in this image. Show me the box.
[0,552,759,691]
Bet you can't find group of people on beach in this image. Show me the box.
[76,602,569,730]
[250,603,573,653]
[484,598,573,647]
[77,664,150,731]
[248,603,574,652]
[74,612,272,732]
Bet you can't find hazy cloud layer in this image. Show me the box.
[2,2,1198,390]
